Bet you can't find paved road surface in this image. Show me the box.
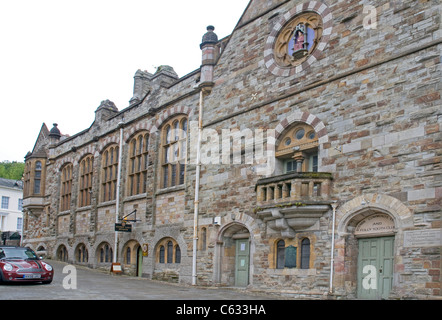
[0,259,280,300]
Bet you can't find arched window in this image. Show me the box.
[201,227,207,251]
[23,162,31,197]
[276,123,318,174]
[175,245,181,264]
[128,132,149,196]
[98,243,113,263]
[76,244,88,263]
[126,247,131,264]
[157,238,181,264]
[167,241,173,263]
[60,163,73,211]
[101,145,119,202]
[300,238,311,269]
[159,246,165,263]
[79,155,93,207]
[273,12,323,68]
[161,116,188,188]
[57,245,68,262]
[276,240,285,269]
[34,161,42,194]
[105,245,111,262]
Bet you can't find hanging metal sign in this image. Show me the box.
[115,222,132,233]
[115,209,140,232]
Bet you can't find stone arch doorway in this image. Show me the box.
[122,240,142,277]
[215,222,251,287]
[340,208,397,299]
[334,193,413,299]
[56,244,68,262]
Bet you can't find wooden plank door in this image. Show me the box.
[357,237,394,299]
[235,239,250,287]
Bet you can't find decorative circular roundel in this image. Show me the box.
[264,1,333,77]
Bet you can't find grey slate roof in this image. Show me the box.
[0,177,23,190]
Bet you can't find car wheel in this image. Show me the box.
[42,279,52,284]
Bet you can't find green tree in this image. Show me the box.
[0,161,25,180]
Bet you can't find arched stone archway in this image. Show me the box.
[337,193,413,237]
[333,194,413,299]
[56,244,69,262]
[214,222,252,287]
[122,239,142,277]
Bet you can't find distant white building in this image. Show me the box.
[0,177,23,235]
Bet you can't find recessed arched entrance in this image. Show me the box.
[56,244,68,262]
[335,193,413,299]
[215,222,251,287]
[122,240,142,277]
[350,212,396,299]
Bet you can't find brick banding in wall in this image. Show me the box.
[76,145,96,163]
[274,110,329,144]
[150,105,193,134]
[98,135,120,154]
[124,121,154,142]
[55,156,76,172]
[264,1,333,77]
[337,193,413,234]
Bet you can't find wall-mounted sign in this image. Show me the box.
[404,229,442,247]
[355,213,395,236]
[115,222,132,233]
[142,243,149,257]
[284,245,297,268]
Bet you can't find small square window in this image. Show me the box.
[1,196,9,209]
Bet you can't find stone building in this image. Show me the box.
[22,0,441,299]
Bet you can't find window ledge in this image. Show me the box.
[58,210,70,216]
[76,205,92,213]
[268,268,316,276]
[97,200,116,208]
[123,193,149,203]
[156,185,185,196]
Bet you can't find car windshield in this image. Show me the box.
[0,247,39,260]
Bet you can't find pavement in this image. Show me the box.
[0,259,283,300]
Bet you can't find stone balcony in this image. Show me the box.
[254,172,333,238]
[22,196,45,214]
[256,172,332,205]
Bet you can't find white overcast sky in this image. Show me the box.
[0,0,250,162]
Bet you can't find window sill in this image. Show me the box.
[76,205,92,213]
[156,185,185,196]
[97,200,116,208]
[58,210,70,216]
[123,193,149,203]
[268,268,316,276]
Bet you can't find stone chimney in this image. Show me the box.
[199,25,219,86]
[95,100,119,123]
[153,65,179,88]
[130,69,153,105]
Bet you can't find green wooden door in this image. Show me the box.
[137,246,143,277]
[235,239,250,287]
[357,237,394,299]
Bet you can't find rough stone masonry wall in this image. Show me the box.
[195,0,441,296]
[22,0,441,297]
[23,66,201,269]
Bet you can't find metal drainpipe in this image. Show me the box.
[113,121,125,263]
[329,201,338,294]
[192,89,204,286]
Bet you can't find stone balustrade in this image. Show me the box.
[256,172,332,206]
